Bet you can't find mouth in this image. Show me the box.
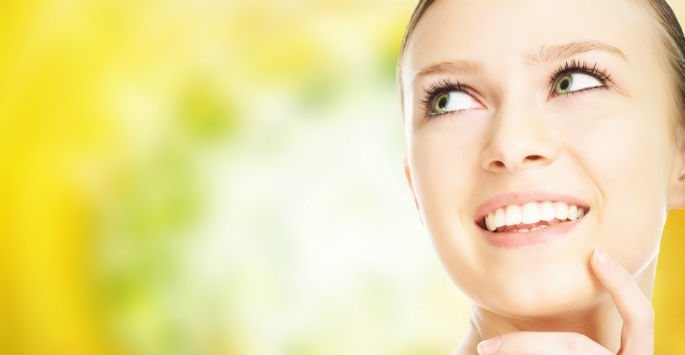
[473,191,591,247]
[475,202,590,234]
[476,207,590,248]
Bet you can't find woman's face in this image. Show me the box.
[402,0,684,317]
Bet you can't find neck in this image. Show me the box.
[454,255,658,355]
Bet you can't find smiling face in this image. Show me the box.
[401,0,685,317]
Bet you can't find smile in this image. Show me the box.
[477,201,589,233]
[473,190,591,248]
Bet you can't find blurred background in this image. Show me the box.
[0,1,683,354]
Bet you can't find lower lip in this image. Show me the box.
[478,214,588,248]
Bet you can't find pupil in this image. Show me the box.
[438,96,447,109]
[559,78,570,91]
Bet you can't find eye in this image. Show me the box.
[548,60,612,98]
[431,90,480,114]
[552,72,603,96]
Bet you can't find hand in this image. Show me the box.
[476,249,654,355]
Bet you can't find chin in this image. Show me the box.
[471,266,603,319]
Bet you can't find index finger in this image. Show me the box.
[591,248,654,354]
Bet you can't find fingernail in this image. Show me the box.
[477,337,502,354]
[594,248,614,268]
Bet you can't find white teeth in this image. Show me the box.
[568,205,578,221]
[540,201,555,222]
[511,224,550,233]
[521,202,540,224]
[486,212,496,232]
[505,205,522,226]
[482,201,588,232]
[554,202,568,220]
[494,208,506,230]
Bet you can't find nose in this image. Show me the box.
[479,102,560,173]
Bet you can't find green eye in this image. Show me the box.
[434,93,451,113]
[551,72,604,96]
[554,74,573,95]
[428,90,478,115]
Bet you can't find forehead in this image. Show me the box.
[402,0,659,81]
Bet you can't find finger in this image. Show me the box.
[590,248,654,354]
[476,331,613,355]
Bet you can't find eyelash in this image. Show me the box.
[420,59,613,118]
[419,79,473,118]
[547,59,612,97]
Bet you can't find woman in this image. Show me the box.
[396,0,685,353]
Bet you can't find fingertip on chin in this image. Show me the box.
[591,248,616,270]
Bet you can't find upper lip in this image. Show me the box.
[473,190,590,225]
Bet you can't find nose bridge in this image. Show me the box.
[480,96,559,173]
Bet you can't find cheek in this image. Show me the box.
[563,111,670,273]
[409,120,486,225]
[408,123,490,298]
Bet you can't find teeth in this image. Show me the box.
[511,225,550,233]
[554,202,568,220]
[540,201,555,221]
[568,205,578,221]
[486,212,495,232]
[483,201,588,232]
[494,208,506,230]
[521,202,540,224]
[505,205,522,226]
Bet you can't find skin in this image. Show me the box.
[400,0,685,353]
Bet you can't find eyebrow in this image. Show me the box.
[526,40,628,64]
[412,40,628,86]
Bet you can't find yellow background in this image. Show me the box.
[0,1,683,354]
